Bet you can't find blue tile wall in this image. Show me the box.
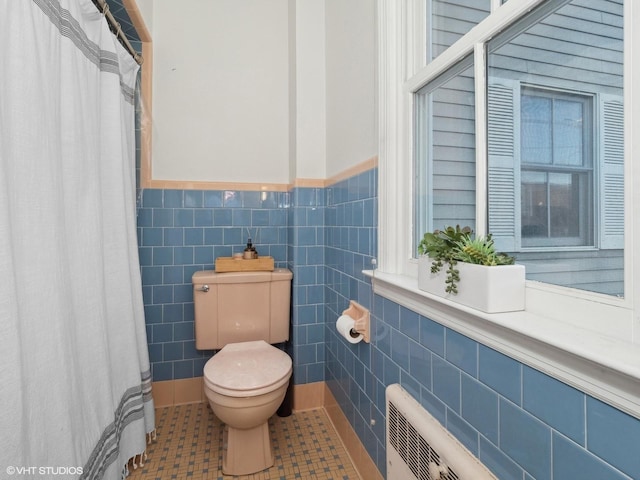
[322,167,640,479]
[290,187,326,385]
[324,168,381,467]
[137,189,290,382]
[135,167,640,479]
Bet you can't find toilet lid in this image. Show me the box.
[204,340,292,397]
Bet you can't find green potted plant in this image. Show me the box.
[417,225,525,313]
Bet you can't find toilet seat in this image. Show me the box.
[203,340,292,397]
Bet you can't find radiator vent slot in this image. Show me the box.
[386,384,497,480]
[388,401,458,480]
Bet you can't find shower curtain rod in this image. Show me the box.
[92,0,143,65]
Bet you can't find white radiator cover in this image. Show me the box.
[386,384,498,480]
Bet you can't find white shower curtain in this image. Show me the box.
[0,1,154,479]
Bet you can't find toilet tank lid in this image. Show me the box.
[192,268,292,284]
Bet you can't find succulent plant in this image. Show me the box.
[418,225,515,294]
[454,234,515,267]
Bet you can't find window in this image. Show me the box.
[415,56,476,240]
[413,0,624,295]
[377,0,639,422]
[378,0,640,418]
[520,89,593,247]
[487,83,598,252]
[428,1,491,61]
[486,1,624,294]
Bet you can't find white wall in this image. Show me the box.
[144,0,376,184]
[151,0,291,184]
[294,0,327,180]
[325,0,377,178]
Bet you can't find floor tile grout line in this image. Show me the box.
[127,403,361,480]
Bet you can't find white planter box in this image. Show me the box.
[417,257,525,313]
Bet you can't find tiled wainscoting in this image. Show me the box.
[137,186,327,389]
[138,164,640,480]
[321,167,640,479]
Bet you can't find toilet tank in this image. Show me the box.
[192,268,292,350]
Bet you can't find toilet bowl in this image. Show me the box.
[203,340,292,475]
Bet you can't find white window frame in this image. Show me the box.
[515,86,595,249]
[374,0,640,419]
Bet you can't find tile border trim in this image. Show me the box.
[325,156,378,187]
[140,157,378,192]
[323,383,384,480]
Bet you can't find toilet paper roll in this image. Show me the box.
[336,314,363,344]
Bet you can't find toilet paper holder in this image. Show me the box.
[342,300,370,343]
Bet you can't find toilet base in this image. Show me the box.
[222,421,274,475]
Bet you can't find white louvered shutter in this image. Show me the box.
[487,78,521,252]
[599,95,624,249]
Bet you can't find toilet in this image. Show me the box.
[192,268,293,476]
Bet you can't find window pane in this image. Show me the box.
[429,1,491,61]
[521,171,549,238]
[487,0,623,296]
[549,172,581,238]
[415,58,475,249]
[521,95,552,164]
[553,99,583,166]
[522,171,591,247]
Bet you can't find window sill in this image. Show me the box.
[363,269,640,419]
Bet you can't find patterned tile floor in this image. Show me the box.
[127,403,361,480]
